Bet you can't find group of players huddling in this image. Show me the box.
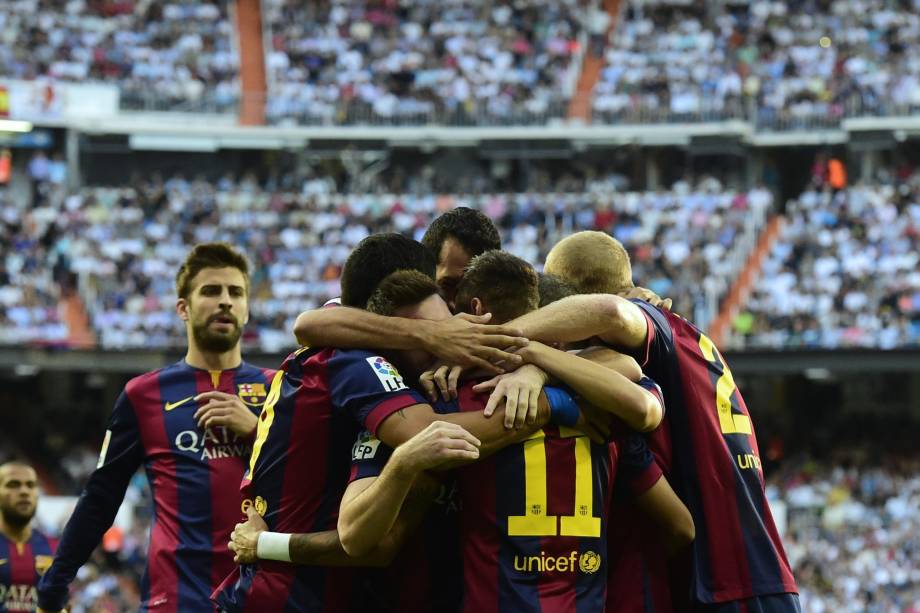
[0,207,800,612]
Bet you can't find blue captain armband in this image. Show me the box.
[545,386,579,427]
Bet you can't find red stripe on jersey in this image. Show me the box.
[129,371,179,613]
[460,459,500,613]
[538,434,578,612]
[364,394,422,435]
[9,540,33,587]
[242,568,295,613]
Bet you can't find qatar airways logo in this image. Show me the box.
[0,584,37,610]
[174,426,252,461]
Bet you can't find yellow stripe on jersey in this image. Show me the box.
[248,369,285,476]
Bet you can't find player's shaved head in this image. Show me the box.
[455,250,539,324]
[544,231,634,295]
[341,234,436,308]
[0,461,38,528]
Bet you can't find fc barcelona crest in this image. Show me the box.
[237,383,267,406]
[35,554,53,575]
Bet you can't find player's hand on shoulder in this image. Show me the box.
[419,363,464,402]
[473,364,548,429]
[618,286,672,311]
[194,391,259,436]
[420,312,529,375]
[391,421,481,474]
[229,506,268,564]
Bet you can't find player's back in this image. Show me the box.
[213,347,427,613]
[631,301,796,603]
[454,385,612,613]
[0,529,57,612]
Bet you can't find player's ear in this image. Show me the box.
[471,297,484,317]
[176,297,190,322]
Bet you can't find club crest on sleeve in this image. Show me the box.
[238,382,268,406]
[366,356,408,392]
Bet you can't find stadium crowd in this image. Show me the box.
[737,170,920,349]
[0,0,238,110]
[263,0,586,125]
[593,0,920,126]
[0,166,767,352]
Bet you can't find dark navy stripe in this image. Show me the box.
[574,443,610,613]
[157,363,213,609]
[0,536,10,590]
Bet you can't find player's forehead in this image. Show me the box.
[438,237,471,271]
[188,267,247,293]
[0,464,37,485]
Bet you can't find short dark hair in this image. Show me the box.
[175,242,250,299]
[340,233,436,308]
[422,207,501,262]
[455,250,538,324]
[366,270,440,316]
[538,273,577,307]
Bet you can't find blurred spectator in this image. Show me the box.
[740,172,920,349]
[263,0,587,125]
[0,0,239,111]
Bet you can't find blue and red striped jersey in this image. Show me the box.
[38,360,274,613]
[629,300,797,604]
[0,530,57,612]
[454,382,660,613]
[212,347,426,613]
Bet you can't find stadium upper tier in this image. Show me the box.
[0,0,238,112]
[736,175,920,349]
[594,0,920,127]
[4,1,920,126]
[262,0,584,125]
[0,173,767,352]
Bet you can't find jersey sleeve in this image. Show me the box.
[630,300,677,369]
[326,350,427,435]
[38,389,144,611]
[349,430,394,482]
[613,431,663,501]
[638,375,665,418]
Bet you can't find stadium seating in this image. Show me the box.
[593,0,920,126]
[0,172,769,352]
[262,0,586,125]
[0,0,239,111]
[737,177,920,349]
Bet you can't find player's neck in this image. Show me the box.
[185,344,242,372]
[0,519,31,544]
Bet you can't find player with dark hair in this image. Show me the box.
[339,232,437,309]
[537,272,577,308]
[517,230,799,612]
[454,250,539,325]
[0,461,57,612]
[212,235,562,612]
[38,242,276,613]
[421,207,502,308]
[339,258,693,612]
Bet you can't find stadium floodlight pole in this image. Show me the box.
[37,243,276,613]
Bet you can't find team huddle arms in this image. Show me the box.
[26,230,798,613]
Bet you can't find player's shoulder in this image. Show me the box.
[123,361,180,396]
[237,360,278,381]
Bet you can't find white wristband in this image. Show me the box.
[256,531,292,562]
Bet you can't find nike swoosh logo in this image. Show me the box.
[164,396,196,412]
[0,559,6,565]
